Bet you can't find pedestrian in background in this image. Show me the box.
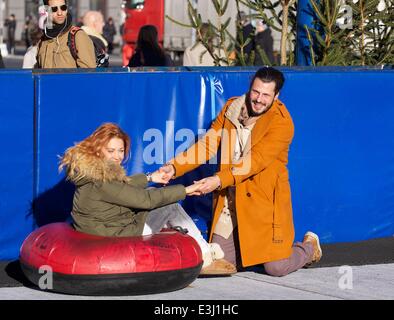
[0,51,4,68]
[23,26,43,68]
[36,0,96,68]
[103,17,116,54]
[128,25,174,67]
[183,23,215,66]
[23,15,34,51]
[82,11,108,52]
[119,22,125,47]
[254,20,275,65]
[4,14,17,55]
[235,11,254,64]
[183,23,227,67]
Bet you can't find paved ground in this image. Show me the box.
[1,263,393,300]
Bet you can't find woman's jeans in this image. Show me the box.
[142,203,211,258]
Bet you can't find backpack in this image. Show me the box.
[67,26,109,67]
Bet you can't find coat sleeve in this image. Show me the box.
[98,182,186,210]
[216,115,294,188]
[75,31,96,68]
[170,97,236,177]
[126,173,148,188]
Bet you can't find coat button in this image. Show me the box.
[246,192,251,197]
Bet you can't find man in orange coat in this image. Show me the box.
[159,67,322,276]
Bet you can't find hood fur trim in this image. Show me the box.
[63,147,128,184]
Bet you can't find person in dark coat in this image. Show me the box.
[103,17,117,54]
[4,14,17,55]
[254,20,275,65]
[235,11,255,64]
[23,15,33,50]
[128,25,174,67]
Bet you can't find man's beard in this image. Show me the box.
[245,93,275,117]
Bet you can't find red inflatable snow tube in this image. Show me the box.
[19,222,203,296]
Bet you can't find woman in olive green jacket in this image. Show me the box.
[59,123,236,275]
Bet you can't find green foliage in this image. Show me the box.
[166,0,393,66]
[306,0,393,65]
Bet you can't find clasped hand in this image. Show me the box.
[185,176,221,196]
[154,164,221,196]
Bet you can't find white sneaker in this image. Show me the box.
[209,242,225,260]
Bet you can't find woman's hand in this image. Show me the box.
[150,171,168,184]
[185,183,203,196]
[158,164,175,184]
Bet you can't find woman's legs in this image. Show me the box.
[142,203,237,274]
[142,203,212,266]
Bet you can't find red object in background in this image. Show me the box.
[122,43,134,66]
[20,222,202,275]
[122,0,165,65]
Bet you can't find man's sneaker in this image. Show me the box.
[303,231,322,265]
[200,258,237,276]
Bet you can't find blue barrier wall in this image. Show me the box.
[1,68,394,260]
[0,71,35,260]
[33,72,216,228]
[281,70,394,242]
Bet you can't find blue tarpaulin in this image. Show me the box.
[0,67,393,260]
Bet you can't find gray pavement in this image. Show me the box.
[1,263,393,300]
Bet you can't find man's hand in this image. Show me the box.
[150,171,168,184]
[192,175,221,195]
[158,164,175,184]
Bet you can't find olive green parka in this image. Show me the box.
[65,149,186,237]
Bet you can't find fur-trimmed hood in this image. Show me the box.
[62,146,129,186]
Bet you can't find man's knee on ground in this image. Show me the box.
[264,262,288,277]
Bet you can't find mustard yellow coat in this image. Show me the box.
[171,95,295,266]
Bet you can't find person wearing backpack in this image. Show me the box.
[80,11,109,68]
[36,0,96,68]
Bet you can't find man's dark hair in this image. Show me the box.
[43,0,67,5]
[250,67,285,94]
